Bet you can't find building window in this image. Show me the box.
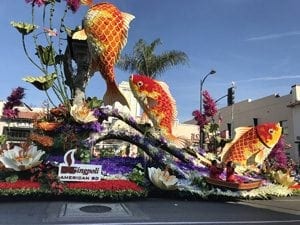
[2,127,31,141]
[280,120,288,135]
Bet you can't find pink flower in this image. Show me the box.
[44,27,58,36]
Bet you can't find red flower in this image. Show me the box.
[0,180,40,189]
[66,180,143,192]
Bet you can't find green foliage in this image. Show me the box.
[117,38,188,78]
[5,174,19,183]
[87,97,103,109]
[0,135,7,145]
[128,163,146,187]
[77,149,91,164]
[36,45,56,66]
[100,148,118,158]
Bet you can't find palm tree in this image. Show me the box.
[117,38,188,78]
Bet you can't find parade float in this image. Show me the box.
[0,0,299,201]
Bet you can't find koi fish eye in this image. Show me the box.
[137,81,143,87]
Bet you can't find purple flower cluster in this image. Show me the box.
[2,87,25,119]
[47,155,144,175]
[192,90,217,128]
[192,110,207,128]
[268,137,289,170]
[66,0,81,13]
[81,121,104,133]
[93,108,109,123]
[202,90,217,117]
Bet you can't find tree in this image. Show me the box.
[117,38,189,78]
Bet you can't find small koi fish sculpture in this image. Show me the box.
[220,123,282,171]
[129,74,188,148]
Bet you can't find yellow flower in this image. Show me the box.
[0,145,45,171]
[148,167,178,190]
[70,104,97,123]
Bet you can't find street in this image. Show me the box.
[0,196,299,225]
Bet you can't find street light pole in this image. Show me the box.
[199,69,216,148]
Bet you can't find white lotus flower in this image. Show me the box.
[148,167,178,190]
[70,104,97,123]
[0,145,45,171]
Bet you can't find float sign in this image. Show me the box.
[58,149,102,182]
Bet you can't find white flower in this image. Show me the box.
[70,104,97,123]
[148,167,178,190]
[0,145,45,171]
[112,102,131,117]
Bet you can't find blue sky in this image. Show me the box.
[1,0,300,122]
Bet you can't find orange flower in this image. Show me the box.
[29,133,54,147]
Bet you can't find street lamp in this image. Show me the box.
[199,69,216,148]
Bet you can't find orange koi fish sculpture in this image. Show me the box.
[83,2,135,107]
[220,123,282,171]
[130,75,188,148]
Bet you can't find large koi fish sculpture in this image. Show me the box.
[220,123,282,171]
[129,74,188,148]
[80,1,135,107]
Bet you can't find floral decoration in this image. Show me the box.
[148,167,178,191]
[0,145,45,171]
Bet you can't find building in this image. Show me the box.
[0,101,43,147]
[214,85,300,165]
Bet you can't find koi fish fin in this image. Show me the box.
[166,134,190,149]
[220,126,253,161]
[146,96,158,109]
[117,12,135,54]
[254,150,265,165]
[103,82,130,108]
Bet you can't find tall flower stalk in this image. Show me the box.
[11,0,85,109]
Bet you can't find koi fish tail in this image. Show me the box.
[166,134,190,149]
[103,81,130,108]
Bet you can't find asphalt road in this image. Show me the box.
[0,196,299,225]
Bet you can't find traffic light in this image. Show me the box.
[227,87,235,106]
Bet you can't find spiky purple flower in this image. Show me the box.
[192,110,207,128]
[2,87,25,119]
[202,90,217,117]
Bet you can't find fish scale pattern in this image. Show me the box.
[84,3,127,82]
[224,128,261,164]
[130,75,177,141]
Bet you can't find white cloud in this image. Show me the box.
[246,31,300,41]
[238,75,300,82]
